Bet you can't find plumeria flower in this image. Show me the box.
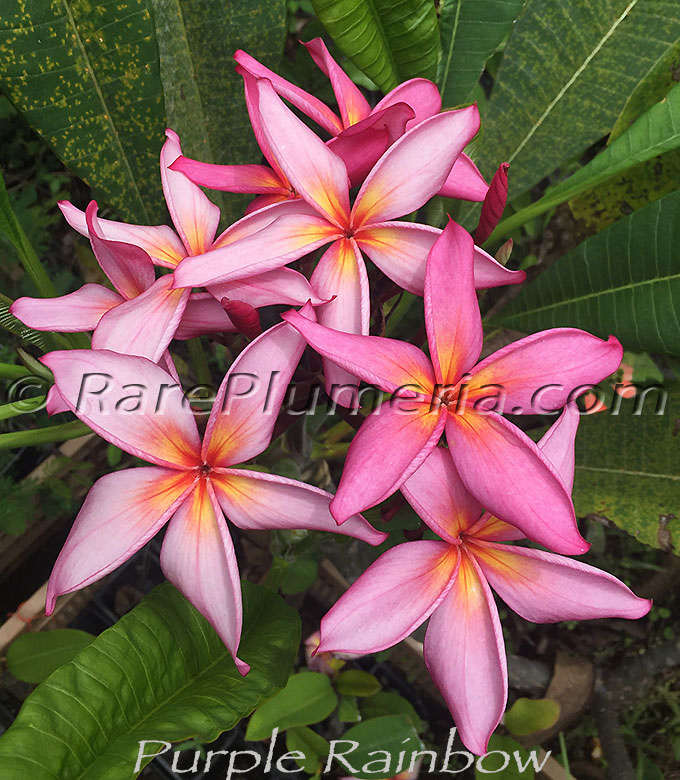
[317,404,651,754]
[231,39,490,200]
[42,307,385,672]
[174,80,523,394]
[282,219,623,554]
[56,129,323,334]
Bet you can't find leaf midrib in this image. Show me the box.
[503,270,680,318]
[60,0,147,220]
[438,0,462,98]
[575,464,680,480]
[506,0,640,165]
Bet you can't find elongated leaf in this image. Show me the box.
[490,82,680,240]
[340,715,422,780]
[572,389,680,551]
[311,0,440,92]
[477,0,680,198]
[493,188,680,356]
[245,671,338,740]
[7,629,94,684]
[336,669,382,697]
[610,39,680,142]
[0,1,167,223]
[438,0,526,108]
[150,0,287,222]
[286,726,331,776]
[0,582,300,779]
[504,697,560,737]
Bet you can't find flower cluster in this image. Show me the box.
[11,39,650,754]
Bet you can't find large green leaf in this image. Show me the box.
[311,0,440,92]
[150,0,287,223]
[489,82,680,240]
[438,0,526,108]
[572,389,680,551]
[477,0,680,198]
[493,188,680,356]
[245,671,338,740]
[0,0,167,223]
[339,715,423,780]
[0,582,301,779]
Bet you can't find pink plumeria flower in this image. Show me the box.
[41,308,385,672]
[57,129,323,330]
[174,81,523,394]
[318,404,651,755]
[282,219,623,554]
[232,39,489,200]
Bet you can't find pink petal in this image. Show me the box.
[351,106,481,227]
[41,349,202,469]
[173,211,338,289]
[234,48,343,136]
[438,153,489,201]
[46,467,195,613]
[256,78,351,228]
[174,293,237,340]
[475,163,509,243]
[212,197,321,248]
[169,156,289,195]
[327,103,414,186]
[446,413,588,555]
[160,129,221,256]
[202,305,315,467]
[211,468,386,545]
[472,244,526,289]
[471,540,652,621]
[210,267,324,308]
[45,386,69,416]
[244,193,291,214]
[537,402,580,493]
[282,309,436,396]
[355,221,439,295]
[160,478,248,673]
[10,284,122,332]
[424,550,507,756]
[467,513,525,543]
[92,275,190,362]
[86,202,156,299]
[467,330,623,414]
[303,38,372,127]
[331,401,446,523]
[318,541,458,654]
[59,200,186,268]
[374,78,442,129]
[311,237,370,397]
[425,219,482,385]
[402,447,482,543]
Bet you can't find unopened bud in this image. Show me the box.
[221,298,262,340]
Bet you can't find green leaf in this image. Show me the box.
[311,0,440,92]
[359,691,424,732]
[0,582,300,779]
[489,82,680,241]
[477,0,680,198]
[335,670,382,697]
[493,188,680,356]
[7,629,94,684]
[610,40,680,142]
[571,389,680,551]
[286,726,330,775]
[281,556,318,594]
[150,0,287,223]
[0,170,55,297]
[339,715,422,780]
[475,734,536,779]
[438,0,526,108]
[245,672,338,741]
[504,697,560,736]
[337,695,361,723]
[0,1,167,223]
